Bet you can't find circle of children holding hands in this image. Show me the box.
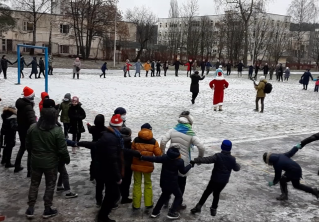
[1,86,319,222]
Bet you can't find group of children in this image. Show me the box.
[123,59,170,78]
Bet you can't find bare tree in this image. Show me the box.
[288,0,318,67]
[310,31,319,69]
[167,0,182,59]
[199,16,215,59]
[169,0,179,18]
[126,6,157,61]
[0,3,15,36]
[214,0,269,64]
[64,0,117,59]
[14,0,52,54]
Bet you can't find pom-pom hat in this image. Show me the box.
[110,114,123,126]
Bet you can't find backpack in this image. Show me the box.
[264,82,272,94]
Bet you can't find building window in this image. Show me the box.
[165,23,167,28]
[59,45,69,54]
[60,24,69,34]
[160,23,162,28]
[23,21,34,31]
[2,39,5,51]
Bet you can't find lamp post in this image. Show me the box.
[113,2,117,67]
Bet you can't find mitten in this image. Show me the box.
[268,181,274,187]
[190,160,195,167]
[295,144,302,149]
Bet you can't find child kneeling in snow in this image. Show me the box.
[137,145,193,220]
[190,140,240,217]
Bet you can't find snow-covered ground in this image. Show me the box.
[1,68,319,222]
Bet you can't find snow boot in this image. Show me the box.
[214,107,217,111]
[219,105,223,111]
[276,194,288,201]
[167,211,180,220]
[312,188,319,199]
[210,207,217,216]
[190,204,202,214]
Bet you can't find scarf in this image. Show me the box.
[174,123,195,136]
[111,126,124,149]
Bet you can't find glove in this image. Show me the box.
[190,160,195,167]
[268,181,274,187]
[295,143,302,149]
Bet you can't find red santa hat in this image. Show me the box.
[110,114,123,126]
[22,86,35,99]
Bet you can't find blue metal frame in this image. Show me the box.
[17,44,49,92]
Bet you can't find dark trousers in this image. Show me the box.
[284,77,289,81]
[29,73,38,78]
[57,163,70,191]
[3,68,7,79]
[255,97,265,112]
[72,133,81,142]
[96,179,105,204]
[278,74,283,82]
[145,71,149,77]
[20,70,24,78]
[153,186,183,214]
[15,129,30,173]
[120,165,132,199]
[1,134,15,165]
[264,73,268,79]
[197,180,227,209]
[253,72,258,79]
[49,66,53,75]
[280,175,315,196]
[192,92,199,103]
[164,69,167,76]
[156,70,161,76]
[63,123,70,138]
[201,69,205,76]
[226,70,231,75]
[151,69,154,77]
[90,149,96,180]
[28,167,58,207]
[98,180,120,220]
[269,72,273,80]
[100,72,106,78]
[187,70,191,77]
[175,69,179,77]
[178,176,187,196]
[134,72,140,77]
[248,72,253,79]
[315,85,318,92]
[73,73,79,79]
[303,84,308,90]
[38,69,45,78]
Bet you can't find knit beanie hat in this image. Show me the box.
[141,123,152,130]
[110,114,123,127]
[114,107,126,115]
[221,140,232,151]
[72,96,79,104]
[260,76,265,81]
[64,93,71,101]
[43,99,56,108]
[22,86,35,99]
[179,111,194,125]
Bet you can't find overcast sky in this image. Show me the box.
[118,0,292,18]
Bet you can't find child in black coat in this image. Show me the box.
[139,145,193,220]
[190,140,240,217]
[119,127,133,204]
[87,114,107,181]
[0,107,18,167]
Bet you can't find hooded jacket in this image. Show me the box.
[131,129,162,173]
[59,93,71,123]
[160,116,205,176]
[301,71,313,85]
[255,79,267,97]
[88,114,107,141]
[141,147,192,190]
[73,60,81,74]
[1,58,13,70]
[1,107,18,136]
[28,57,38,74]
[39,92,49,112]
[194,151,240,183]
[267,147,302,185]
[26,108,70,168]
[68,103,86,134]
[101,62,107,72]
[190,73,205,93]
[15,98,36,131]
[39,59,45,70]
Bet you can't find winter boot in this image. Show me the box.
[276,194,288,201]
[25,206,34,219]
[73,73,75,79]
[277,179,288,201]
[214,107,217,111]
[42,207,58,219]
[77,74,79,79]
[190,204,202,214]
[167,210,180,220]
[312,188,319,199]
[210,207,217,216]
[219,105,223,111]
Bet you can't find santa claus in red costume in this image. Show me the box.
[209,72,229,111]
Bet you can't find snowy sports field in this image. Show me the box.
[1,68,319,222]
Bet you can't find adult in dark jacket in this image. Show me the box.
[68,96,86,142]
[151,60,155,77]
[0,107,18,167]
[237,61,244,77]
[301,69,313,90]
[156,61,162,77]
[269,64,275,80]
[100,62,108,78]
[253,63,260,79]
[1,55,13,79]
[140,146,193,220]
[119,127,133,204]
[14,86,37,175]
[28,57,38,79]
[190,140,240,217]
[200,59,206,76]
[262,63,269,79]
[226,61,232,76]
[13,55,27,78]
[38,57,45,78]
[190,71,205,104]
[163,61,169,76]
[87,114,107,181]
[25,99,70,219]
[173,59,182,77]
[205,60,213,75]
[214,60,220,70]
[277,64,284,82]
[263,146,318,201]
[248,65,254,79]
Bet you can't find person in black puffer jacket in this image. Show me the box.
[14,86,37,176]
[140,145,193,220]
[68,96,86,143]
[87,114,107,181]
[0,106,18,167]
[190,140,240,217]
[119,127,133,204]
